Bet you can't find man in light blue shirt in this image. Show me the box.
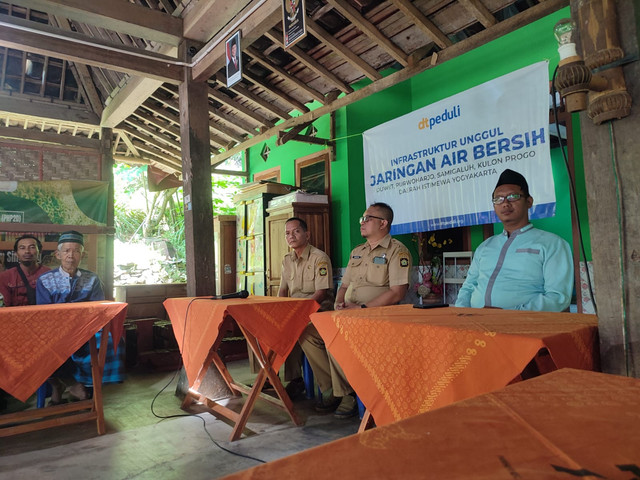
[455,169,573,311]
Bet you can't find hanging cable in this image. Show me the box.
[550,65,597,315]
[607,121,630,376]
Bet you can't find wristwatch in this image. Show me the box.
[361,304,367,308]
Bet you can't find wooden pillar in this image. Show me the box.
[573,1,640,376]
[178,42,216,297]
[100,127,114,300]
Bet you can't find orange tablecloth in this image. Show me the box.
[311,305,599,426]
[163,296,319,387]
[222,368,638,479]
[0,301,127,402]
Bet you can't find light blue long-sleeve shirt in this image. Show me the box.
[455,224,573,312]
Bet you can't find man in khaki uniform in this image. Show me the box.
[250,217,334,396]
[301,202,411,417]
[279,217,334,310]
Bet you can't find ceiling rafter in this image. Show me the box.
[388,0,452,49]
[207,85,276,128]
[142,95,231,150]
[6,0,183,46]
[247,45,326,104]
[209,0,569,167]
[121,124,182,162]
[49,15,104,115]
[325,0,409,67]
[0,14,183,83]
[210,107,259,137]
[264,28,353,94]
[0,0,566,177]
[215,74,292,120]
[306,17,381,82]
[124,117,182,153]
[457,0,497,29]
[243,69,310,113]
[152,86,251,142]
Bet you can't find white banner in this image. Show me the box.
[363,61,555,235]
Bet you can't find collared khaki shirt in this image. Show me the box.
[280,244,334,311]
[341,234,411,305]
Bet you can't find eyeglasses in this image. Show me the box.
[492,193,525,205]
[359,215,386,224]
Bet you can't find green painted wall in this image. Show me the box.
[248,6,592,268]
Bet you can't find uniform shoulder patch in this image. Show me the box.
[318,261,328,276]
[399,254,409,268]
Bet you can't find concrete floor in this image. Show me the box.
[0,360,360,479]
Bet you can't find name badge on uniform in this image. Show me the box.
[373,256,387,265]
[352,255,362,259]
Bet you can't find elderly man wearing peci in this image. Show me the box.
[36,230,125,404]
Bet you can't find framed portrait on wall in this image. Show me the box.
[282,0,307,49]
[226,31,242,88]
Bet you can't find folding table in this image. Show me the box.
[220,369,639,479]
[163,295,319,441]
[0,301,127,437]
[310,305,599,430]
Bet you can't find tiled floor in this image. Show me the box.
[0,360,360,479]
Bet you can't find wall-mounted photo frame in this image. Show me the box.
[282,0,307,49]
[226,31,242,88]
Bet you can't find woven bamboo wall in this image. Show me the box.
[0,143,100,181]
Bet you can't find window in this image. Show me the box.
[253,166,280,183]
[295,151,330,196]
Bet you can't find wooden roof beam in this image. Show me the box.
[132,109,181,141]
[325,0,409,67]
[207,86,276,128]
[207,120,242,147]
[49,15,104,116]
[7,0,182,46]
[121,124,182,165]
[141,99,231,148]
[210,108,258,137]
[214,74,292,120]
[243,70,310,113]
[0,16,183,84]
[458,0,497,29]
[0,94,99,125]
[127,114,181,149]
[306,17,381,82]
[276,119,314,146]
[0,125,100,149]
[264,29,353,94]
[247,46,325,104]
[183,0,261,41]
[209,0,569,166]
[119,145,182,172]
[154,86,251,142]
[191,0,282,82]
[124,118,181,151]
[388,0,452,49]
[115,130,141,157]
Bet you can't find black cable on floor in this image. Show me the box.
[149,297,266,464]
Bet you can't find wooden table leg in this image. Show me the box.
[228,327,302,441]
[358,409,375,433]
[89,326,109,435]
